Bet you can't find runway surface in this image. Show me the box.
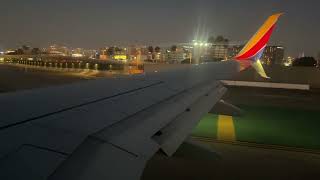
[0,64,90,93]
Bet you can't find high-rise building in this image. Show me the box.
[262,46,285,65]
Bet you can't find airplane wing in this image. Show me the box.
[0,61,239,180]
[0,12,283,180]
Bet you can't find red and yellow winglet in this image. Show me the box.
[235,13,283,78]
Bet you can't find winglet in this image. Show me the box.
[252,60,270,78]
[235,13,283,78]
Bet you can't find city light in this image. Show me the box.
[284,56,293,67]
[5,50,15,54]
[193,41,211,47]
[72,53,84,58]
[114,55,127,60]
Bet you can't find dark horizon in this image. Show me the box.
[1,0,320,57]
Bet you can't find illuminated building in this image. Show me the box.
[82,49,97,58]
[208,44,229,60]
[46,45,70,56]
[191,41,228,62]
[114,54,127,60]
[71,48,85,57]
[262,46,285,65]
[127,46,140,61]
[127,47,148,64]
[165,48,188,63]
[113,47,127,61]
[165,51,186,63]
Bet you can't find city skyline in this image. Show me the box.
[1,0,320,57]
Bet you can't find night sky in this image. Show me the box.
[1,0,320,57]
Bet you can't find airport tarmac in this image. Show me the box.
[0,63,139,93]
[224,86,320,111]
[142,139,320,180]
[0,64,90,93]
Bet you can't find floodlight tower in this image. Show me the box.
[192,41,209,64]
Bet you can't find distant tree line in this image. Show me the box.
[292,57,317,67]
[208,35,229,46]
